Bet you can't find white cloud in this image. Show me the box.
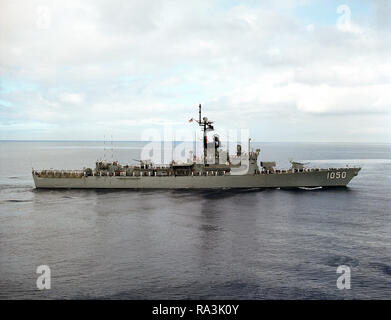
[296,84,391,114]
[59,93,84,105]
[306,24,314,32]
[0,0,390,141]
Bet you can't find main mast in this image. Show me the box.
[196,104,214,165]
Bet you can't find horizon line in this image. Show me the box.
[1,139,390,144]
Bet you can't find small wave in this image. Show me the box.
[369,262,391,276]
[323,255,360,268]
[3,199,32,203]
[0,184,34,190]
[199,224,220,232]
[298,186,323,191]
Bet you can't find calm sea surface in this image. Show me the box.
[0,141,390,299]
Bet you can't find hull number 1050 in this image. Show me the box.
[327,171,346,179]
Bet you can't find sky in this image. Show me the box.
[0,0,390,142]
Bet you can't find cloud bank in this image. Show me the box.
[0,0,390,141]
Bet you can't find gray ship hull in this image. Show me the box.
[33,168,360,189]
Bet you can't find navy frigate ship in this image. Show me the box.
[32,105,361,189]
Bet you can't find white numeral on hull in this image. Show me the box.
[327,171,346,179]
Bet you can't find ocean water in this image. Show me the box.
[0,141,390,299]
